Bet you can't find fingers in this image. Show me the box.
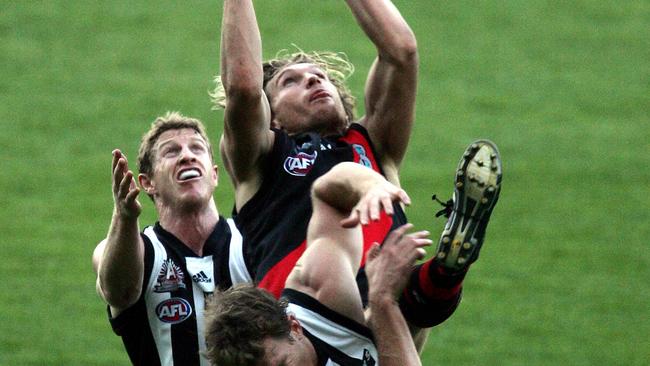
[129,174,138,191]
[112,149,122,172]
[370,186,407,220]
[118,170,134,198]
[386,223,413,242]
[111,149,141,219]
[116,170,140,209]
[365,243,381,263]
[368,195,379,222]
[125,180,141,204]
[379,223,409,249]
[341,210,360,228]
[402,231,431,263]
[112,150,136,197]
[397,189,411,206]
[112,162,124,196]
[403,231,432,252]
[415,248,427,261]
[112,151,128,190]
[359,200,370,226]
[379,195,394,217]
[382,225,431,262]
[408,230,432,246]
[381,225,432,247]
[116,169,142,218]
[340,186,411,228]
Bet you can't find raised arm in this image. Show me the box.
[92,150,144,315]
[365,225,429,366]
[220,0,274,209]
[345,0,418,183]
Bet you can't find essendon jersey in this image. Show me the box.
[283,289,378,366]
[234,124,407,301]
[108,217,251,366]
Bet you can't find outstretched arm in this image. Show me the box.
[365,225,430,366]
[345,0,418,184]
[311,162,411,228]
[92,150,144,314]
[220,0,274,210]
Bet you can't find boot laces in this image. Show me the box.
[432,194,453,218]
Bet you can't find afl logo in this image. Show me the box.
[156,298,193,324]
[283,151,317,176]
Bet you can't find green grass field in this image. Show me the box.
[1,1,648,364]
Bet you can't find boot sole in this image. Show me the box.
[435,140,502,271]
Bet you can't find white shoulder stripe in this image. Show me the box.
[226,218,252,285]
[143,227,166,294]
[142,227,174,365]
[287,303,378,362]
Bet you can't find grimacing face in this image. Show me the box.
[142,128,218,210]
[266,63,348,136]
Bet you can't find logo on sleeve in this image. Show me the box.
[154,259,186,293]
[156,298,193,324]
[283,151,318,176]
[352,144,371,168]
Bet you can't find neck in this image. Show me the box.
[156,199,220,256]
[303,337,319,366]
[286,118,349,138]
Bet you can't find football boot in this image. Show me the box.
[433,140,502,272]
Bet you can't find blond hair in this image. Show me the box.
[212,49,357,122]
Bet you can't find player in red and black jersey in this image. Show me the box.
[234,124,406,302]
[214,0,491,348]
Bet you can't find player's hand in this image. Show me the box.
[365,224,431,302]
[111,149,142,220]
[340,182,410,228]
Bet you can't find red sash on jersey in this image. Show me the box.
[259,126,395,298]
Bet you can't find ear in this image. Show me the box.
[211,164,219,183]
[287,313,303,336]
[138,173,155,196]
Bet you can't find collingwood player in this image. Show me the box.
[92,112,250,366]
[205,162,429,366]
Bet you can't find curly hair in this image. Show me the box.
[137,112,214,199]
[204,285,292,366]
[211,49,357,123]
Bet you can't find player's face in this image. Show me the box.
[148,128,217,210]
[266,63,348,136]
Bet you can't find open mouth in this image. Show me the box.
[177,168,202,181]
[309,90,331,102]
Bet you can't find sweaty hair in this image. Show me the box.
[204,284,292,366]
[137,112,214,198]
[212,49,357,123]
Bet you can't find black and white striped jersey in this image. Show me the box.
[108,217,251,366]
[282,289,378,366]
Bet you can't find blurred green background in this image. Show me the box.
[1,1,648,364]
